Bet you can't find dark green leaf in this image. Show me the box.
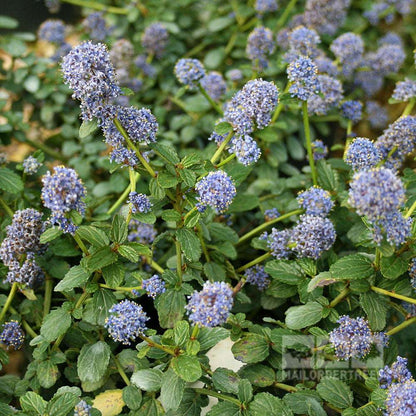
[155,289,186,328]
[0,167,23,193]
[264,260,304,285]
[76,226,109,247]
[198,327,229,351]
[92,289,117,326]
[316,377,353,409]
[330,254,375,280]
[250,393,294,416]
[317,160,339,191]
[160,368,185,411]
[20,391,47,415]
[84,246,118,271]
[238,364,275,387]
[232,334,269,363]
[118,244,139,262]
[77,341,111,384]
[40,307,72,342]
[102,262,125,288]
[37,360,59,389]
[161,209,182,222]
[131,369,163,392]
[123,385,142,410]
[229,194,259,213]
[360,292,388,331]
[238,379,253,403]
[174,320,190,348]
[212,368,240,394]
[79,119,98,139]
[285,302,323,330]
[214,121,233,135]
[149,143,180,164]
[39,227,63,244]
[158,172,179,188]
[54,265,90,292]
[45,392,79,416]
[0,16,19,29]
[380,253,412,279]
[206,401,241,416]
[110,215,128,244]
[176,228,201,262]
[172,355,202,382]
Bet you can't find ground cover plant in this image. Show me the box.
[1,0,416,414]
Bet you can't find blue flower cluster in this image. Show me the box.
[246,26,275,70]
[341,100,363,123]
[229,135,261,166]
[105,300,149,345]
[264,208,280,221]
[285,25,320,62]
[0,209,46,287]
[344,137,381,171]
[244,265,270,291]
[392,78,416,102]
[0,321,24,350]
[128,192,152,214]
[61,41,121,120]
[367,101,388,129]
[23,156,41,175]
[409,258,416,289]
[200,71,227,101]
[307,74,343,116]
[196,171,236,214]
[379,356,416,416]
[82,12,110,42]
[254,0,277,14]
[128,220,157,245]
[142,23,169,58]
[287,56,319,101]
[41,166,86,234]
[329,316,387,360]
[330,33,363,77]
[311,140,328,160]
[174,58,205,90]
[228,69,243,82]
[74,400,92,416]
[348,167,411,246]
[297,186,333,216]
[185,281,233,327]
[38,19,66,44]
[142,275,166,299]
[265,229,292,259]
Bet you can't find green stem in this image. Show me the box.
[240,16,258,31]
[386,316,416,336]
[170,96,199,121]
[198,227,210,263]
[274,382,297,392]
[276,0,298,29]
[230,0,244,26]
[236,252,272,273]
[371,286,416,305]
[107,173,140,215]
[194,388,241,406]
[225,30,238,55]
[60,0,128,14]
[329,286,350,308]
[0,197,14,217]
[22,137,67,162]
[210,131,233,165]
[52,333,65,352]
[183,206,197,222]
[113,119,157,178]
[343,121,353,158]
[144,257,165,274]
[140,335,177,355]
[401,98,416,116]
[99,284,140,292]
[126,168,136,224]
[405,198,416,219]
[198,85,223,115]
[175,239,183,284]
[216,153,236,168]
[9,306,38,339]
[237,209,303,245]
[302,100,317,185]
[0,283,18,323]
[73,233,89,255]
[43,276,53,318]
[271,82,290,124]
[374,248,381,269]
[112,353,130,385]
[356,368,369,380]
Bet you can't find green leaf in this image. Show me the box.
[39,227,63,244]
[160,368,185,411]
[76,226,109,247]
[79,119,98,139]
[214,121,233,135]
[123,242,151,257]
[380,253,412,279]
[229,193,259,213]
[158,172,179,188]
[176,228,201,262]
[172,355,202,382]
[84,246,118,271]
[92,289,117,326]
[317,160,339,191]
[316,377,353,409]
[37,360,59,389]
[102,262,125,288]
[155,289,186,328]
[40,307,72,342]
[329,254,375,280]
[238,364,275,387]
[0,16,18,29]
[77,341,110,384]
[206,401,241,416]
[198,327,229,351]
[265,280,298,298]
[208,16,233,32]
[184,209,200,228]
[174,320,190,348]
[232,334,269,363]
[111,215,128,244]
[285,302,323,330]
[24,75,40,93]
[356,403,382,416]
[133,211,157,224]
[264,260,304,285]
[179,168,196,187]
[0,167,23,193]
[54,265,90,292]
[250,393,294,416]
[208,223,239,243]
[204,262,226,281]
[161,209,182,222]
[122,385,142,410]
[212,368,240,394]
[46,392,79,416]
[360,292,388,331]
[149,143,180,164]
[118,244,139,262]
[238,379,253,403]
[20,391,47,415]
[131,369,163,392]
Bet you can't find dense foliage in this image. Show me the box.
[1,0,416,415]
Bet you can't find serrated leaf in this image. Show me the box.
[155,289,186,328]
[149,143,180,164]
[317,160,338,191]
[54,265,90,292]
[232,334,269,363]
[118,244,139,262]
[214,121,233,135]
[212,368,240,394]
[238,379,253,403]
[264,260,304,285]
[360,292,388,331]
[176,228,201,262]
[160,368,185,411]
[84,246,118,271]
[316,377,353,409]
[330,254,375,280]
[37,360,59,388]
[102,262,125,288]
[198,327,229,351]
[131,369,163,392]
[285,302,323,330]
[206,401,241,416]
[76,226,109,247]
[93,389,125,416]
[238,364,275,387]
[78,341,111,384]
[172,355,202,382]
[380,253,412,279]
[40,227,63,244]
[161,209,182,222]
[110,215,128,244]
[40,307,72,342]
[122,385,142,410]
[174,320,189,348]
[79,119,98,138]
[250,393,294,416]
[20,391,47,415]
[92,289,117,326]
[0,167,23,193]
